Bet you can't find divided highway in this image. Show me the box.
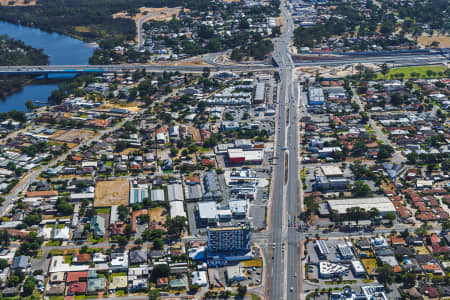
[268,2,301,299]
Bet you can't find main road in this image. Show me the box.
[268,1,302,299]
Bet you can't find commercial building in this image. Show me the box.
[320,165,343,177]
[315,176,349,191]
[327,197,396,217]
[308,87,325,106]
[315,240,329,259]
[227,149,264,165]
[337,244,354,259]
[207,224,251,252]
[253,82,265,104]
[319,262,349,279]
[226,265,246,282]
[351,260,367,277]
[150,189,165,202]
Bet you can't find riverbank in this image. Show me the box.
[0,0,139,43]
[0,21,95,111]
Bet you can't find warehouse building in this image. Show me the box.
[327,197,396,217]
[308,87,325,106]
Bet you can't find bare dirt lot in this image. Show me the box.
[94,179,130,207]
[50,129,95,143]
[113,7,182,23]
[99,102,142,114]
[149,207,167,224]
[418,34,450,48]
[0,0,36,6]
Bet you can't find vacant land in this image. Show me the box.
[94,179,130,207]
[361,258,377,275]
[99,102,141,113]
[149,207,167,224]
[418,33,450,48]
[376,65,448,80]
[113,7,182,23]
[51,129,94,143]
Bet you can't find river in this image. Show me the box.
[0,21,95,112]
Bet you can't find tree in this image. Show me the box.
[25,100,36,112]
[346,207,367,224]
[238,284,247,297]
[202,67,210,78]
[380,63,390,79]
[22,276,36,296]
[166,216,186,236]
[352,141,368,157]
[385,212,397,223]
[149,289,161,300]
[118,205,128,221]
[0,258,9,269]
[170,147,179,157]
[402,272,416,288]
[352,180,372,197]
[152,238,164,250]
[151,264,170,282]
[377,264,394,285]
[189,284,200,293]
[377,144,394,160]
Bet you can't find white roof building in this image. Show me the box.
[170,201,186,218]
[327,197,395,216]
[191,271,208,286]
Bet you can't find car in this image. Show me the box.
[294,273,297,277]
[290,287,294,292]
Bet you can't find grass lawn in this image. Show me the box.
[361,258,377,275]
[89,233,105,243]
[111,272,127,277]
[65,255,72,264]
[45,240,62,247]
[45,224,54,228]
[57,223,65,229]
[50,296,65,300]
[115,290,126,297]
[96,207,111,214]
[37,250,43,259]
[241,259,263,267]
[105,161,113,168]
[415,246,429,255]
[376,65,447,80]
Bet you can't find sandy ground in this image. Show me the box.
[295,63,380,79]
[99,103,142,113]
[113,7,182,23]
[0,0,35,6]
[149,207,167,224]
[50,129,94,143]
[418,34,450,48]
[94,179,130,207]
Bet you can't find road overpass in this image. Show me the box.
[0,53,447,76]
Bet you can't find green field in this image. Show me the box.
[376,65,448,79]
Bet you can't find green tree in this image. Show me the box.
[152,238,164,250]
[402,272,416,288]
[22,276,36,296]
[165,216,186,236]
[0,258,9,269]
[25,100,36,112]
[385,212,397,223]
[149,289,161,300]
[352,180,372,197]
[377,265,394,285]
[150,264,170,282]
[377,144,394,160]
[352,141,368,157]
[238,284,247,297]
